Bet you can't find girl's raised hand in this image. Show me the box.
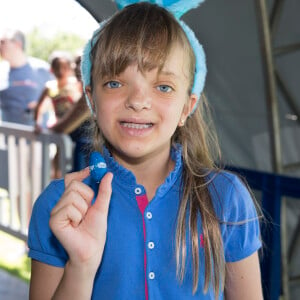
[49,167,113,273]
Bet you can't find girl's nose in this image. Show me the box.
[125,86,151,111]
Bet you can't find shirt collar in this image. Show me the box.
[100,144,183,197]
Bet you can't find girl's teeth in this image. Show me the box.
[122,122,152,129]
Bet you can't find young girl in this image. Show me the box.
[28,2,263,299]
[34,51,82,177]
[34,51,81,127]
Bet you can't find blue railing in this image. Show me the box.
[227,166,300,300]
[0,121,73,240]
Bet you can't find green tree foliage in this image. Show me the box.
[26,27,86,62]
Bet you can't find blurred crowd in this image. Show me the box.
[0,28,91,174]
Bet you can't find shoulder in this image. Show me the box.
[32,179,65,214]
[207,170,257,222]
[28,56,54,81]
[208,171,263,261]
[28,179,68,267]
[46,79,58,89]
[207,170,249,198]
[28,56,50,71]
[33,176,95,213]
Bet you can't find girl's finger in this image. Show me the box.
[93,172,113,214]
[50,203,83,230]
[51,189,90,216]
[64,167,90,187]
[51,181,94,215]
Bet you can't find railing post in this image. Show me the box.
[0,122,73,241]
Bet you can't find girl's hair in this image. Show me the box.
[174,96,224,295]
[88,2,224,297]
[89,3,194,93]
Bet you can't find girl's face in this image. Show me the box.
[52,59,71,80]
[88,45,197,164]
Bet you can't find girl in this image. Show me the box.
[28,2,263,299]
[34,51,81,127]
[34,51,82,178]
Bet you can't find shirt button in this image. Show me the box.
[149,272,155,280]
[148,241,155,249]
[134,187,142,195]
[146,212,152,219]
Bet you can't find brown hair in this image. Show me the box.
[88,2,224,297]
[89,3,194,93]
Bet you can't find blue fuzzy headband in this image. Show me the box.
[81,0,206,115]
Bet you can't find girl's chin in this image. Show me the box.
[109,143,152,161]
[111,141,171,163]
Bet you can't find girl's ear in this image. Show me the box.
[187,93,198,115]
[178,94,198,126]
[85,86,96,114]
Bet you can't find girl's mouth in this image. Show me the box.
[120,122,153,129]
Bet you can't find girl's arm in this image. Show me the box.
[30,261,63,300]
[30,259,97,300]
[29,168,113,299]
[34,87,49,122]
[50,95,90,134]
[224,251,263,300]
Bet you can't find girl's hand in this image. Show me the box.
[34,123,42,134]
[49,168,113,273]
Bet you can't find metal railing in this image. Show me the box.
[227,165,300,300]
[0,121,73,241]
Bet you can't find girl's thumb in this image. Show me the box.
[93,172,113,214]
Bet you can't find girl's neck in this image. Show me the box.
[113,147,175,201]
[135,155,174,201]
[57,76,69,88]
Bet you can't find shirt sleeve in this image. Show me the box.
[211,172,262,263]
[27,180,68,267]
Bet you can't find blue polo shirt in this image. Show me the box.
[28,146,261,299]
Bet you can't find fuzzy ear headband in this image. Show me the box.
[81,0,206,115]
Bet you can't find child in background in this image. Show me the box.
[34,51,81,177]
[34,51,81,129]
[28,1,263,300]
[50,54,92,171]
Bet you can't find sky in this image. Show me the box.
[0,0,99,39]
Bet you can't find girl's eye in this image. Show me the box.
[157,85,173,93]
[105,81,122,89]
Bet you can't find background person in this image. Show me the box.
[0,28,53,229]
[34,51,81,130]
[34,51,82,178]
[0,28,53,125]
[49,54,92,172]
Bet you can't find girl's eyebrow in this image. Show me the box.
[159,70,180,79]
